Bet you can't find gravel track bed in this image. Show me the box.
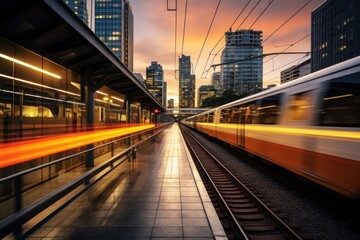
[188,128,360,240]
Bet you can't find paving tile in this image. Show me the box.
[151,226,183,238]
[183,226,213,238]
[25,124,225,239]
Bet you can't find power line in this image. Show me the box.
[211,52,310,69]
[201,0,263,77]
[167,0,178,75]
[248,0,274,29]
[200,0,252,78]
[263,55,309,76]
[264,33,310,64]
[262,0,313,43]
[194,0,222,73]
[181,0,188,56]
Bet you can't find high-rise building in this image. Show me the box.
[124,1,133,71]
[311,0,360,72]
[162,82,167,107]
[179,55,195,108]
[280,59,311,84]
[168,99,174,108]
[146,61,164,104]
[95,0,133,71]
[198,85,216,108]
[63,0,88,26]
[221,29,263,95]
[211,72,221,95]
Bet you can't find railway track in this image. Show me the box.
[180,126,304,240]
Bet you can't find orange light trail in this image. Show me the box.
[0,124,155,169]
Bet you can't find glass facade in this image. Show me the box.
[198,85,216,107]
[63,0,89,26]
[124,0,134,71]
[0,37,143,144]
[95,0,124,60]
[221,30,263,95]
[94,0,133,71]
[311,0,360,72]
[146,61,164,104]
[179,55,195,108]
[0,37,145,196]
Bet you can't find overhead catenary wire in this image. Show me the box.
[264,33,310,65]
[263,55,310,77]
[201,0,263,78]
[194,0,222,73]
[200,0,253,78]
[262,0,313,43]
[181,0,188,56]
[202,0,315,80]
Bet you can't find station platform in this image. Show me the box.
[28,123,227,239]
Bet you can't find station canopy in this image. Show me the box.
[0,0,165,112]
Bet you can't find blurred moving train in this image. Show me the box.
[182,56,360,199]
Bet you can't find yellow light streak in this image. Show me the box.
[0,53,62,79]
[324,94,353,101]
[197,123,360,140]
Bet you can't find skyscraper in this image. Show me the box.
[124,0,134,71]
[179,55,195,108]
[63,0,88,26]
[221,29,263,95]
[146,61,164,104]
[198,85,216,108]
[211,72,221,95]
[94,0,133,71]
[162,81,167,107]
[311,0,360,72]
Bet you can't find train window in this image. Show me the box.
[220,109,229,123]
[258,94,281,124]
[284,91,312,121]
[208,112,214,123]
[244,102,258,124]
[198,115,204,123]
[220,107,238,123]
[319,73,360,127]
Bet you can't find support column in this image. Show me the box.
[125,91,131,124]
[125,92,131,145]
[82,74,95,168]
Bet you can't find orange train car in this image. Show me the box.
[182,56,360,199]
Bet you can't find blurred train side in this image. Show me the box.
[182,56,360,199]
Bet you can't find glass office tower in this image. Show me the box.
[179,55,195,108]
[221,29,263,95]
[95,0,134,71]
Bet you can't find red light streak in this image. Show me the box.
[0,124,155,169]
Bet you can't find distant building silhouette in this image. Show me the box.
[198,85,216,108]
[281,59,311,84]
[211,72,221,95]
[168,99,174,108]
[146,61,164,105]
[179,55,195,108]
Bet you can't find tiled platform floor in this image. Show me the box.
[29,123,227,239]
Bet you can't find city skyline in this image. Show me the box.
[129,0,324,106]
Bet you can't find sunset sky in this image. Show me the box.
[128,0,325,107]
